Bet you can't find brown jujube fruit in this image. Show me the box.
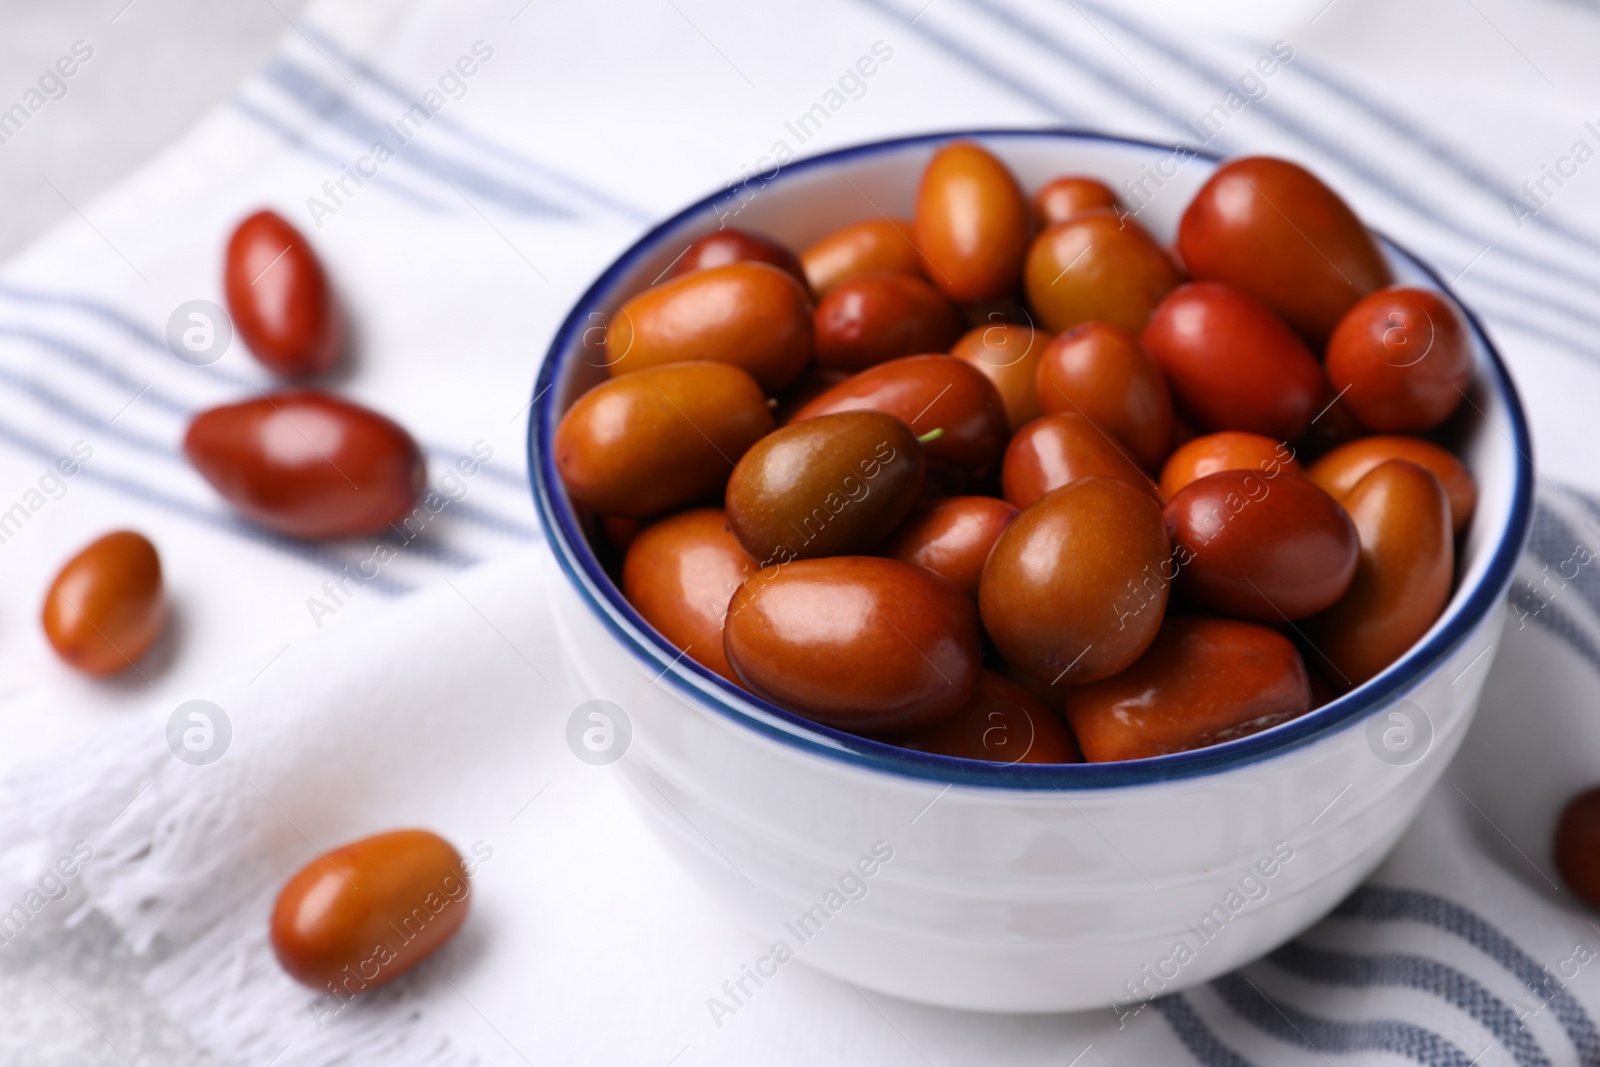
[980,477,1171,685]
[270,829,470,991]
[884,495,1018,599]
[1141,282,1325,441]
[725,411,924,565]
[898,671,1081,763]
[1325,287,1472,433]
[605,262,812,392]
[723,556,982,732]
[1176,156,1392,345]
[1001,412,1160,510]
[1023,209,1181,335]
[1032,176,1119,227]
[1034,322,1174,470]
[1065,617,1311,762]
[554,361,772,518]
[813,271,962,373]
[225,209,342,378]
[42,531,166,676]
[1555,786,1600,910]
[793,355,1009,483]
[1160,431,1303,499]
[1164,469,1357,622]
[1303,460,1453,687]
[914,142,1030,303]
[623,509,755,683]
[185,390,426,539]
[1308,436,1476,536]
[950,323,1048,432]
[665,228,807,288]
[801,217,923,295]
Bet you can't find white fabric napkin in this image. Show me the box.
[3,0,1600,1064]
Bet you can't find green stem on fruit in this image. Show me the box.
[916,428,945,445]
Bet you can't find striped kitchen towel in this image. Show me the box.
[0,0,1597,1063]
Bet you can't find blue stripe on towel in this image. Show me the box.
[1269,943,1552,1067]
[1069,0,1600,299]
[262,61,574,220]
[1511,580,1600,672]
[1212,972,1476,1065]
[1279,52,1600,256]
[0,356,472,569]
[959,0,1193,142]
[298,26,652,223]
[0,319,540,539]
[962,0,1600,298]
[0,324,187,416]
[0,284,535,495]
[1152,995,1261,1067]
[1334,886,1600,1066]
[0,418,411,595]
[853,0,1086,122]
[231,99,451,215]
[1525,498,1600,629]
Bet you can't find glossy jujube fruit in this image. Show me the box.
[725,411,924,565]
[1177,156,1392,345]
[723,556,982,732]
[884,495,1018,599]
[605,262,812,392]
[914,142,1030,303]
[813,271,962,372]
[1001,412,1160,510]
[555,361,772,518]
[270,829,470,991]
[225,209,342,378]
[1164,469,1357,621]
[1065,617,1311,762]
[1141,282,1325,441]
[1024,209,1182,335]
[42,531,165,676]
[1035,322,1174,470]
[1326,287,1472,433]
[1303,460,1453,687]
[1308,435,1476,536]
[185,390,425,539]
[802,217,922,295]
[1160,431,1303,499]
[980,477,1171,685]
[793,355,1009,483]
[898,671,1081,763]
[950,323,1047,432]
[1032,176,1119,227]
[665,228,807,288]
[1555,785,1600,910]
[623,509,755,683]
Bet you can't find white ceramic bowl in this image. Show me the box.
[530,130,1534,1013]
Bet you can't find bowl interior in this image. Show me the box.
[530,129,1534,790]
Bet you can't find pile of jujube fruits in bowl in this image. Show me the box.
[553,142,1479,767]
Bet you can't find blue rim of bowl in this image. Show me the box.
[528,127,1535,790]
